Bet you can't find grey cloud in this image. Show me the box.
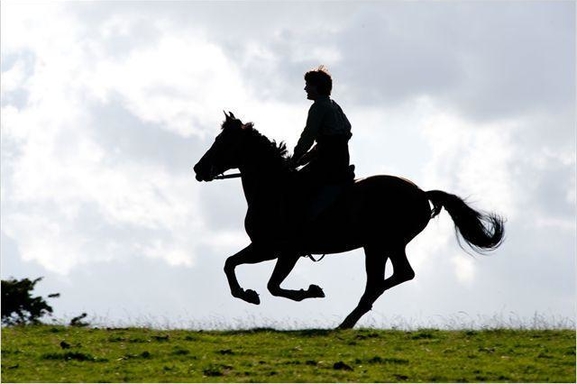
[65,1,574,123]
[447,2,574,121]
[1,50,36,109]
[518,159,575,221]
[336,5,465,105]
[88,98,205,173]
[334,2,574,121]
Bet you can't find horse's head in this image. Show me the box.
[194,111,248,182]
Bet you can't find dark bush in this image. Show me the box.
[1,277,59,325]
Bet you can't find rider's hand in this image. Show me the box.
[288,157,300,169]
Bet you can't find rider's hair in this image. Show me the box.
[304,65,332,96]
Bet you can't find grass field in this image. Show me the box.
[1,325,575,382]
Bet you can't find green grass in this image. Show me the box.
[2,326,575,382]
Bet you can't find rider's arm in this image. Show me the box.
[295,144,318,166]
[293,102,325,162]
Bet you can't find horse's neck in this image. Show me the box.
[239,143,287,206]
[240,163,284,206]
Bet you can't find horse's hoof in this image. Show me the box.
[308,284,325,298]
[243,289,260,305]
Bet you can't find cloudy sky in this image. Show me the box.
[2,1,575,329]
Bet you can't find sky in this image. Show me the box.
[1,1,575,329]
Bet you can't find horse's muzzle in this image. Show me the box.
[193,163,216,182]
[193,163,207,182]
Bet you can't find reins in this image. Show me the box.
[214,172,242,180]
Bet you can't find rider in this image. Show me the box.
[291,66,354,218]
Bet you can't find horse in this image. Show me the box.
[193,112,505,329]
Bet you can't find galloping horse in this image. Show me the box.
[193,112,505,329]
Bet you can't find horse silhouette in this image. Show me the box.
[193,112,505,329]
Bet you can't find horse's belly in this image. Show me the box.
[301,176,431,250]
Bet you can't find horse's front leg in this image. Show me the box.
[224,243,276,305]
[267,253,325,302]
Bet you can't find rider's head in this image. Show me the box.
[304,65,332,97]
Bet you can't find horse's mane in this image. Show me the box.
[220,116,293,174]
[241,122,292,168]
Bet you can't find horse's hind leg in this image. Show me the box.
[338,245,414,330]
[382,246,415,291]
[224,243,276,305]
[338,244,388,329]
[267,253,325,301]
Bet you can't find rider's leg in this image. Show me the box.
[224,243,276,305]
[297,149,352,221]
[267,253,325,301]
[309,184,342,220]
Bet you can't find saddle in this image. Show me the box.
[299,165,356,222]
[246,166,355,250]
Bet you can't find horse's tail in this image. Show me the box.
[426,190,505,254]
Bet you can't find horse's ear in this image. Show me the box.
[223,110,230,120]
[228,111,236,119]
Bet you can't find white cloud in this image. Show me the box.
[3,213,84,274]
[89,32,248,138]
[451,255,476,286]
[1,4,215,273]
[1,59,27,94]
[421,111,517,219]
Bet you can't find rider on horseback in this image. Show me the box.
[291,66,355,219]
[194,76,505,328]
